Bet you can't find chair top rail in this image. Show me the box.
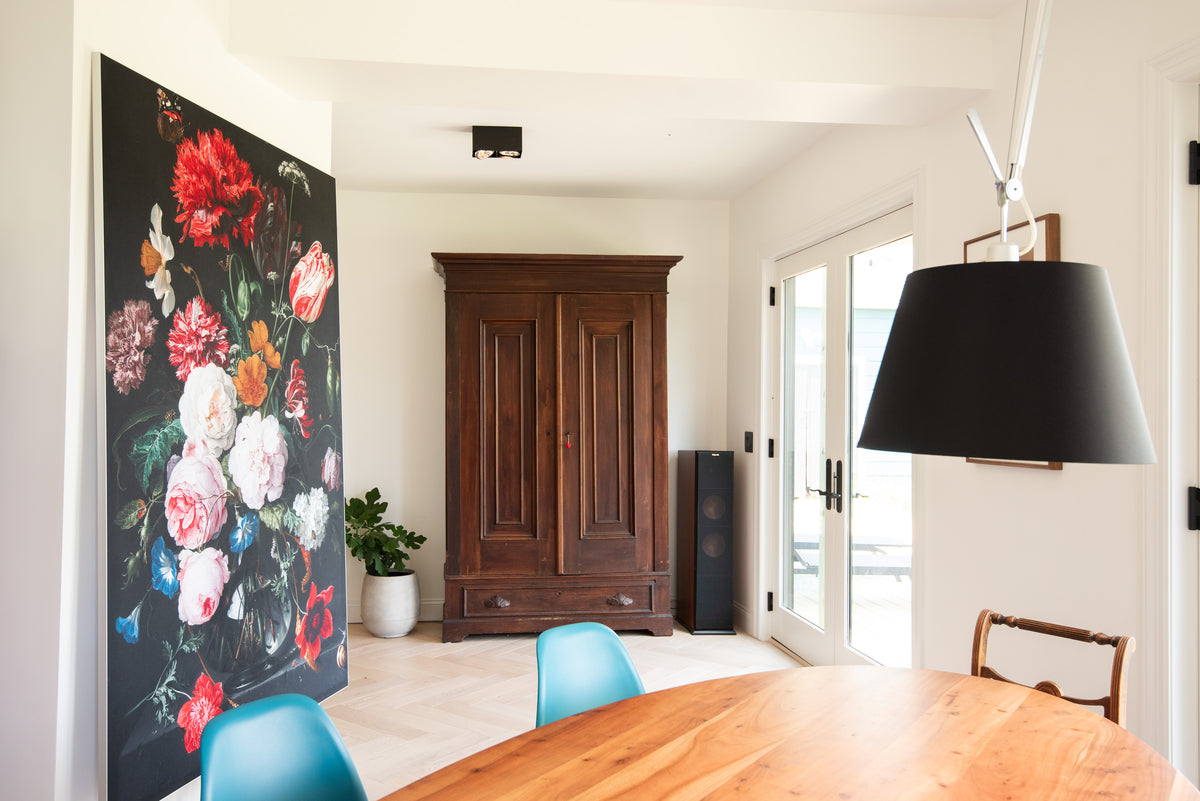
[986,612,1126,648]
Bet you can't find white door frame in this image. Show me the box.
[749,174,922,650]
[766,206,913,666]
[1142,38,1200,779]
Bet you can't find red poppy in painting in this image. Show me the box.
[167,297,230,381]
[296,583,334,668]
[284,359,314,439]
[176,674,223,754]
[288,241,335,323]
[171,129,263,250]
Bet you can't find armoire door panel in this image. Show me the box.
[483,320,538,534]
[559,294,654,575]
[456,293,556,576]
[583,324,632,531]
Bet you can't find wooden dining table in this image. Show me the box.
[381,666,1200,800]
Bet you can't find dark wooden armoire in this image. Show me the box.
[435,253,680,642]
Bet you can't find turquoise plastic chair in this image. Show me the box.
[535,622,646,727]
[199,693,367,801]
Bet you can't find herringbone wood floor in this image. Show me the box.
[325,622,803,800]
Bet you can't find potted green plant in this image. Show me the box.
[345,487,427,637]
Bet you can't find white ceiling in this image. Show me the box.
[228,0,1020,199]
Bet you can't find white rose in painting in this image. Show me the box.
[178,363,238,455]
[227,412,288,510]
[177,547,230,626]
[291,487,330,551]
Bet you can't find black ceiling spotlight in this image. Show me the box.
[472,126,522,159]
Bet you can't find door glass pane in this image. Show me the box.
[848,236,912,666]
[782,268,827,629]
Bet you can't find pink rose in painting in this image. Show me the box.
[165,439,229,550]
[176,547,230,627]
[177,674,223,753]
[178,363,238,456]
[288,241,335,323]
[227,412,288,510]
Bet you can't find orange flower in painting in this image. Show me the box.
[247,320,281,369]
[232,354,268,407]
[140,239,164,277]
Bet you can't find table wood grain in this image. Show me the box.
[381,666,1200,800]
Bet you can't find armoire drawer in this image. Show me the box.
[462,582,655,618]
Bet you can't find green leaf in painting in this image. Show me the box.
[301,328,311,356]
[258,503,286,532]
[115,498,145,530]
[219,289,249,356]
[236,280,250,320]
[130,418,186,494]
[326,354,336,415]
[109,405,175,491]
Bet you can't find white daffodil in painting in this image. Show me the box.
[141,203,176,316]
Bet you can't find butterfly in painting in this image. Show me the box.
[156,87,184,144]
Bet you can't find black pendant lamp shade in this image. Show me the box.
[857,260,1155,464]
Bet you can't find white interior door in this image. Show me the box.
[768,206,913,666]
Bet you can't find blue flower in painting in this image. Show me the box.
[151,537,178,599]
[231,512,259,554]
[115,603,141,644]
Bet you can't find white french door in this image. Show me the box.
[768,206,913,666]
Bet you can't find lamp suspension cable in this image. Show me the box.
[966,0,1053,261]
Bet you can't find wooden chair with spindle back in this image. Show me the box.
[971,608,1136,727]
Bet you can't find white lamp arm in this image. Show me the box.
[965,0,1053,261]
[1009,0,1054,178]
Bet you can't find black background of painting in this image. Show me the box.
[99,55,347,801]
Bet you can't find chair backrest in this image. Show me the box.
[200,693,367,801]
[971,608,1135,727]
[536,621,646,727]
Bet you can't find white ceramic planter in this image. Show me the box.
[360,570,420,638]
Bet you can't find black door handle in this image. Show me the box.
[815,458,843,513]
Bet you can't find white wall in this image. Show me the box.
[336,191,730,622]
[1,3,73,800]
[0,1,334,798]
[728,0,1200,767]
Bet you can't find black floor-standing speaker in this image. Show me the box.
[676,450,735,634]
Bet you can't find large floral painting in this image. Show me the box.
[96,55,347,801]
